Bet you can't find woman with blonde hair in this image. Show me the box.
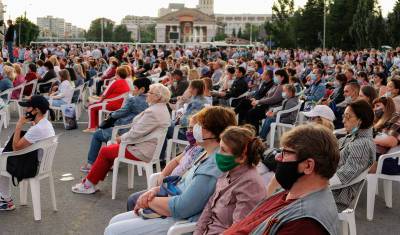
[188,69,200,81]
[73,64,85,87]
[11,63,26,99]
[0,65,14,92]
[48,55,61,74]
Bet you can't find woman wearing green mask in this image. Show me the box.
[195,125,266,235]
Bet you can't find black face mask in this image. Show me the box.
[374,109,384,119]
[25,111,37,121]
[275,160,305,190]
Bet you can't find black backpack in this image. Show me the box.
[4,131,39,186]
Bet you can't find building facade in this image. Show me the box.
[121,15,157,41]
[155,8,217,43]
[37,16,84,39]
[216,14,271,36]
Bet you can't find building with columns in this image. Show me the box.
[155,8,217,43]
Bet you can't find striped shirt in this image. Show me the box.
[332,128,375,211]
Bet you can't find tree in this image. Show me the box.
[242,23,260,42]
[138,24,155,43]
[14,16,40,46]
[270,0,296,48]
[214,31,227,41]
[231,28,236,37]
[388,0,400,46]
[295,0,324,49]
[112,24,131,42]
[326,0,359,49]
[86,18,114,41]
[350,0,381,48]
[237,27,243,39]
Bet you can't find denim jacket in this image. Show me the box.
[111,94,148,128]
[304,80,326,102]
[180,95,208,128]
[168,149,222,222]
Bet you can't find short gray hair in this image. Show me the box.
[150,83,171,103]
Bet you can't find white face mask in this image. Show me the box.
[193,124,204,143]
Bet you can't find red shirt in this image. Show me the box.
[24,72,38,96]
[224,191,328,235]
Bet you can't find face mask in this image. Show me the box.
[282,92,288,99]
[345,96,353,103]
[310,73,317,82]
[215,153,240,172]
[273,76,280,85]
[385,92,392,97]
[193,124,204,143]
[374,108,384,119]
[185,131,196,146]
[275,160,305,190]
[25,110,37,121]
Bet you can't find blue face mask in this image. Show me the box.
[273,76,280,84]
[282,92,287,99]
[310,73,317,82]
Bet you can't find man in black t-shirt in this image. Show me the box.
[5,20,15,63]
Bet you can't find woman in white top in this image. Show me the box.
[49,69,74,107]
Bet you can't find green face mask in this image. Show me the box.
[215,153,240,172]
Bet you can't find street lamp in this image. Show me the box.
[323,0,326,50]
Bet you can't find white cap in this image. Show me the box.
[303,105,336,122]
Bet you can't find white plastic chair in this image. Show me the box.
[331,169,368,235]
[166,125,189,163]
[36,78,58,94]
[228,91,249,107]
[366,150,400,221]
[9,82,27,117]
[98,92,129,125]
[0,135,60,221]
[108,123,133,145]
[49,85,84,121]
[268,100,303,148]
[147,172,197,235]
[111,127,168,199]
[22,79,38,98]
[0,88,13,129]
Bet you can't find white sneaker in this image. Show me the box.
[71,182,97,194]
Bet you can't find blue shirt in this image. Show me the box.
[180,95,208,128]
[111,94,149,128]
[0,77,13,92]
[168,148,222,221]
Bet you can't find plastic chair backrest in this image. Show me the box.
[38,135,60,174]
[24,80,38,97]
[71,85,84,104]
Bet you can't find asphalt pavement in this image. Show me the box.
[0,112,399,235]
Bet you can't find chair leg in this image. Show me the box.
[166,140,172,163]
[19,180,28,206]
[366,174,378,221]
[111,160,120,200]
[269,124,276,148]
[342,220,349,235]
[49,173,57,211]
[347,213,356,235]
[29,178,41,221]
[145,166,153,190]
[156,162,161,173]
[383,179,393,208]
[127,164,134,189]
[137,166,143,176]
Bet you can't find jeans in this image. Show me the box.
[259,117,276,140]
[87,128,112,164]
[127,190,146,211]
[51,99,67,107]
[7,41,13,63]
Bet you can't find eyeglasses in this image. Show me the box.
[278,148,297,158]
[342,114,356,121]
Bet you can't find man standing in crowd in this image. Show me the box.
[5,20,15,63]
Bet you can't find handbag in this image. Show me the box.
[99,115,116,129]
[4,131,39,186]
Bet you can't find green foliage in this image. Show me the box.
[388,0,400,46]
[112,24,131,42]
[14,17,40,46]
[138,24,156,43]
[86,18,114,41]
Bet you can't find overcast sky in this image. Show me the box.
[4,0,397,30]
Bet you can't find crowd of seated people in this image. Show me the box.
[3,44,400,235]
